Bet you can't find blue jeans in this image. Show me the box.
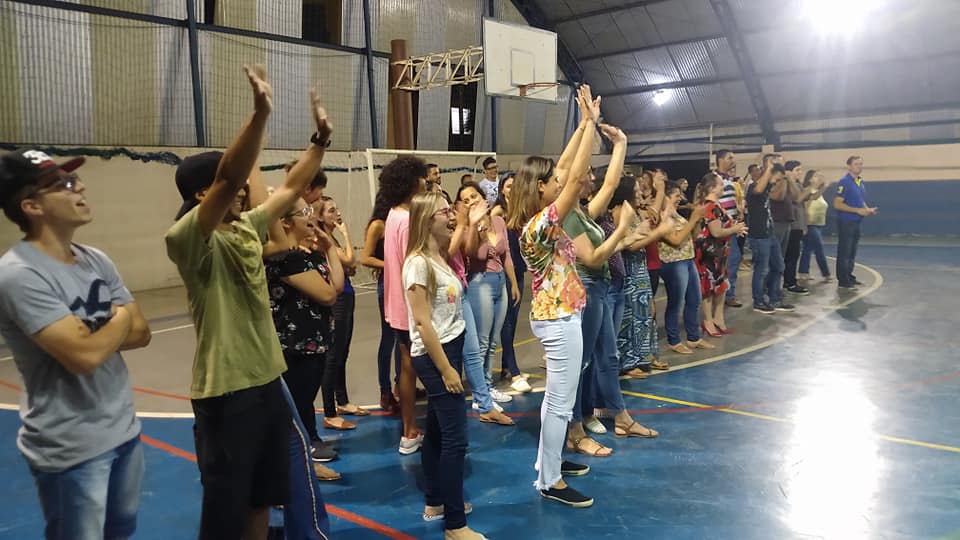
[799,225,830,277]
[726,234,742,299]
[499,271,524,377]
[466,271,508,386]
[377,278,401,393]
[412,333,468,531]
[462,291,495,413]
[748,236,785,306]
[530,313,583,491]
[30,436,144,540]
[592,277,626,414]
[659,259,702,345]
[836,219,861,286]
[574,277,606,421]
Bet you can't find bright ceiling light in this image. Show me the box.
[802,0,885,34]
[652,90,670,106]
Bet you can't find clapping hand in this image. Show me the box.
[244,64,273,113]
[598,123,627,145]
[309,86,333,143]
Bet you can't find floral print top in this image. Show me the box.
[265,248,334,355]
[520,203,586,321]
[658,214,695,263]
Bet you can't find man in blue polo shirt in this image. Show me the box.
[833,155,877,289]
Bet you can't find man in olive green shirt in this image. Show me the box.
[165,65,333,539]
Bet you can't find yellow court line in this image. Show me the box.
[621,389,960,453]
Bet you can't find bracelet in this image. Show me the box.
[310,132,332,147]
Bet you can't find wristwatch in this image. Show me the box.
[310,132,332,148]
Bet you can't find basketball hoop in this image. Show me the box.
[518,82,560,97]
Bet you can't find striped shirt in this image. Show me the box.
[716,170,740,219]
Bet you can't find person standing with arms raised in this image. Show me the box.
[165,65,333,539]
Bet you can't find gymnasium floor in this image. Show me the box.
[1,242,958,539]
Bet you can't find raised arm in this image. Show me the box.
[750,161,774,195]
[555,91,592,174]
[334,221,355,267]
[196,65,272,236]
[586,124,627,220]
[257,88,333,222]
[662,205,706,246]
[555,87,598,221]
[570,203,634,269]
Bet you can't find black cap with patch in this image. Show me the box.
[174,151,223,220]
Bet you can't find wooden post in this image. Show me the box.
[389,39,415,150]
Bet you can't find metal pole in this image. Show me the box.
[185,0,206,146]
[487,0,497,153]
[361,0,380,148]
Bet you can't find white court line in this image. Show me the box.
[660,261,884,373]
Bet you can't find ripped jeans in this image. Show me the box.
[530,313,583,491]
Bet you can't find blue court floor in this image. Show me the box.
[1,243,958,539]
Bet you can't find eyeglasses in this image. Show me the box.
[285,206,314,219]
[37,173,81,194]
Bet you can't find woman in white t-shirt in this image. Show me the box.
[402,191,487,540]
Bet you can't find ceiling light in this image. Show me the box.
[652,90,670,106]
[802,0,884,34]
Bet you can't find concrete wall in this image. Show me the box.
[0,148,545,293]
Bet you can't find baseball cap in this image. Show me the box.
[0,150,85,206]
[174,151,223,220]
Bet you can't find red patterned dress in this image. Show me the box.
[694,201,733,297]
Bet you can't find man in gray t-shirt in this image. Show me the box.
[0,149,151,539]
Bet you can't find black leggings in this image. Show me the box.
[282,352,325,442]
[323,291,355,416]
[648,268,661,297]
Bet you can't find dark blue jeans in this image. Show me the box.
[412,333,468,531]
[659,259,702,345]
[499,271,523,377]
[748,236,785,307]
[836,219,861,286]
[800,225,830,277]
[574,276,606,421]
[377,278,401,393]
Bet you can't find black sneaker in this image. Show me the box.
[753,303,775,314]
[837,283,858,290]
[852,279,865,286]
[540,485,594,508]
[311,441,338,463]
[560,461,590,477]
[785,285,809,295]
[774,302,796,312]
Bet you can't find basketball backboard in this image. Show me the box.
[482,18,559,103]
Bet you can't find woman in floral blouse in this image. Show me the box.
[658,182,714,355]
[263,197,344,470]
[504,86,597,508]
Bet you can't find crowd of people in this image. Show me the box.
[0,65,877,539]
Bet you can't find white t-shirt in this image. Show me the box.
[401,254,465,357]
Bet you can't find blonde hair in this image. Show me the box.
[505,156,554,231]
[405,191,447,298]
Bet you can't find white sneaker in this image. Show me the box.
[584,417,607,435]
[398,433,423,455]
[471,400,504,412]
[510,377,532,393]
[489,388,514,403]
[798,273,811,281]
